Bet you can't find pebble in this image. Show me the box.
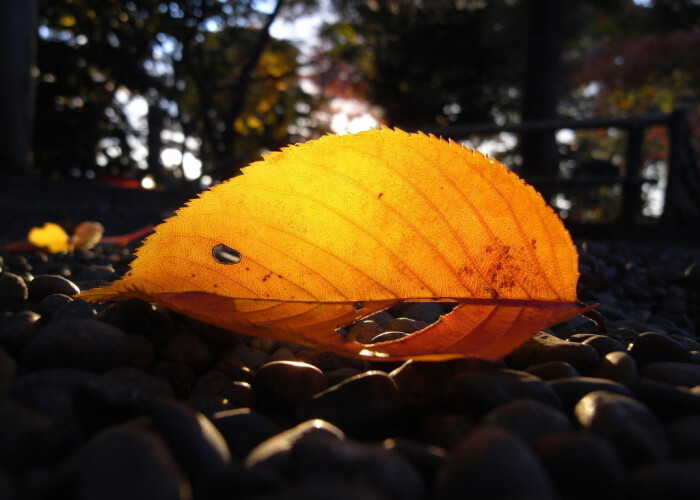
[434,426,557,499]
[525,360,579,381]
[0,311,40,354]
[213,358,254,383]
[346,320,383,343]
[628,331,693,365]
[252,361,327,415]
[35,293,73,319]
[547,376,631,412]
[370,330,410,343]
[534,431,626,500]
[97,298,175,345]
[74,423,192,500]
[0,346,16,394]
[641,361,700,387]
[27,274,80,301]
[85,366,174,410]
[150,361,196,398]
[0,272,28,312]
[627,460,700,499]
[480,398,571,445]
[449,369,561,415]
[0,399,57,470]
[400,301,445,323]
[299,371,403,439]
[574,390,668,465]
[507,331,601,373]
[189,370,255,408]
[210,408,281,459]
[220,343,269,369]
[150,398,231,482]
[390,359,471,403]
[51,299,97,321]
[591,350,638,386]
[126,333,156,369]
[633,377,700,419]
[383,438,446,488]
[21,319,130,372]
[384,317,428,333]
[581,334,626,356]
[162,332,213,373]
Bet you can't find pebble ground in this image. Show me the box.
[1,239,700,499]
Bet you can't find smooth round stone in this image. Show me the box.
[634,378,700,419]
[150,361,196,398]
[35,293,73,319]
[126,333,156,369]
[400,302,445,323]
[0,399,56,470]
[220,343,269,369]
[666,415,700,460]
[190,371,254,408]
[434,427,557,500]
[383,438,446,489]
[162,332,213,373]
[574,390,668,465]
[0,272,28,312]
[74,264,115,282]
[11,368,97,396]
[346,320,383,343]
[75,424,192,500]
[213,358,254,383]
[449,369,561,415]
[507,331,600,373]
[210,408,281,460]
[366,310,395,328]
[642,361,700,387]
[480,398,571,445]
[534,431,626,500]
[0,311,40,354]
[253,361,327,414]
[370,331,410,343]
[86,366,174,410]
[581,335,626,356]
[384,317,428,334]
[266,346,296,362]
[97,298,175,345]
[591,351,638,386]
[325,367,362,386]
[151,398,231,481]
[525,361,579,381]
[547,376,631,412]
[296,349,370,373]
[627,460,700,499]
[391,359,471,404]
[628,331,693,365]
[51,299,97,322]
[248,337,279,353]
[299,371,402,439]
[21,319,129,372]
[245,419,345,467]
[27,274,79,301]
[0,346,17,394]
[415,412,473,449]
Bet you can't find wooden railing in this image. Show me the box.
[420,109,699,243]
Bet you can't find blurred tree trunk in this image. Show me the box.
[0,0,38,177]
[520,0,567,201]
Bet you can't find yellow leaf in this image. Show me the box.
[79,128,590,361]
[28,222,70,253]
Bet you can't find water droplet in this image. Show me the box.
[212,243,242,264]
[353,301,365,311]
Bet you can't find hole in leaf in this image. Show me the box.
[339,300,458,345]
[212,243,242,264]
[353,301,365,311]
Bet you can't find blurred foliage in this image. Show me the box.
[35,0,318,184]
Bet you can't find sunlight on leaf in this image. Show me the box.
[79,128,592,361]
[27,222,70,253]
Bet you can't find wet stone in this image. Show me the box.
[299,371,403,439]
[642,361,700,387]
[547,376,631,413]
[628,331,693,365]
[591,351,638,387]
[0,272,28,312]
[162,332,213,373]
[210,408,281,460]
[507,331,600,373]
[534,431,626,500]
[21,319,129,372]
[75,423,192,500]
[150,398,231,482]
[449,369,561,416]
[434,427,556,500]
[574,390,668,466]
[480,398,571,445]
[525,361,580,381]
[0,311,40,355]
[253,361,327,415]
[27,274,80,301]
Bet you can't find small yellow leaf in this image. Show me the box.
[28,223,70,253]
[79,128,591,361]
